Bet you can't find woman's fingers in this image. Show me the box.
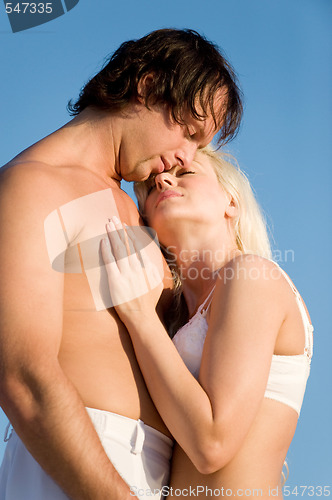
[125,225,164,291]
[109,216,126,244]
[101,237,121,293]
[102,217,163,308]
[105,219,134,274]
[123,224,142,269]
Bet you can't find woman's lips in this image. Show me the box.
[156,190,182,207]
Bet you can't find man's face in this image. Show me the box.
[117,99,221,182]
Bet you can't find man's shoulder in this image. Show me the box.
[0,159,141,234]
[0,160,81,214]
[1,160,66,189]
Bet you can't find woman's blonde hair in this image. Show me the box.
[134,145,272,259]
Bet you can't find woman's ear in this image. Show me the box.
[225,196,238,218]
[137,73,155,103]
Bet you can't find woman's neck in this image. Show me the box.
[163,225,240,316]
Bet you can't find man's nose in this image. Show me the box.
[174,142,198,169]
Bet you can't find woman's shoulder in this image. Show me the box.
[209,254,290,336]
[219,254,283,283]
[214,254,289,306]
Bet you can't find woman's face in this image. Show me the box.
[143,151,234,242]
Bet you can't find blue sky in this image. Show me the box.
[0,0,331,492]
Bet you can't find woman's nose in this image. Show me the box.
[155,172,177,190]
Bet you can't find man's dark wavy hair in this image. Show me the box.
[68,28,243,145]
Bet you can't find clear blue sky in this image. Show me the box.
[0,0,331,493]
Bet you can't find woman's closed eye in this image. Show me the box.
[178,170,196,176]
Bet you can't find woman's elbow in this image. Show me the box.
[192,441,232,475]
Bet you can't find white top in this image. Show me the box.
[172,262,313,416]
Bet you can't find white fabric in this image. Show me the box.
[173,262,313,416]
[0,407,173,500]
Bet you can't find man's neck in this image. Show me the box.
[14,107,122,186]
[57,107,120,183]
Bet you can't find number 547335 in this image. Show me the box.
[5,3,53,14]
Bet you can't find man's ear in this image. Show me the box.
[137,73,155,103]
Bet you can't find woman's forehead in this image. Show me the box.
[192,151,214,172]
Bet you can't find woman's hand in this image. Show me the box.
[101,216,163,323]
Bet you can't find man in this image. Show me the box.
[0,29,242,500]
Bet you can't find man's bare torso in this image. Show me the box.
[3,147,172,438]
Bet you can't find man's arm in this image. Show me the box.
[0,165,135,500]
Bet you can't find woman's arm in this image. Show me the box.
[102,219,287,473]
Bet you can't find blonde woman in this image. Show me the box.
[101,147,313,499]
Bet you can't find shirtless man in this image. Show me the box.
[0,29,242,500]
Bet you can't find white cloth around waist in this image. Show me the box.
[0,407,173,500]
[86,406,173,458]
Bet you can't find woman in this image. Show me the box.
[101,146,313,499]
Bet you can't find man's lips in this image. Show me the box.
[161,156,172,171]
[156,190,182,207]
[153,157,170,174]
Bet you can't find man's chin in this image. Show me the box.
[122,170,151,183]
